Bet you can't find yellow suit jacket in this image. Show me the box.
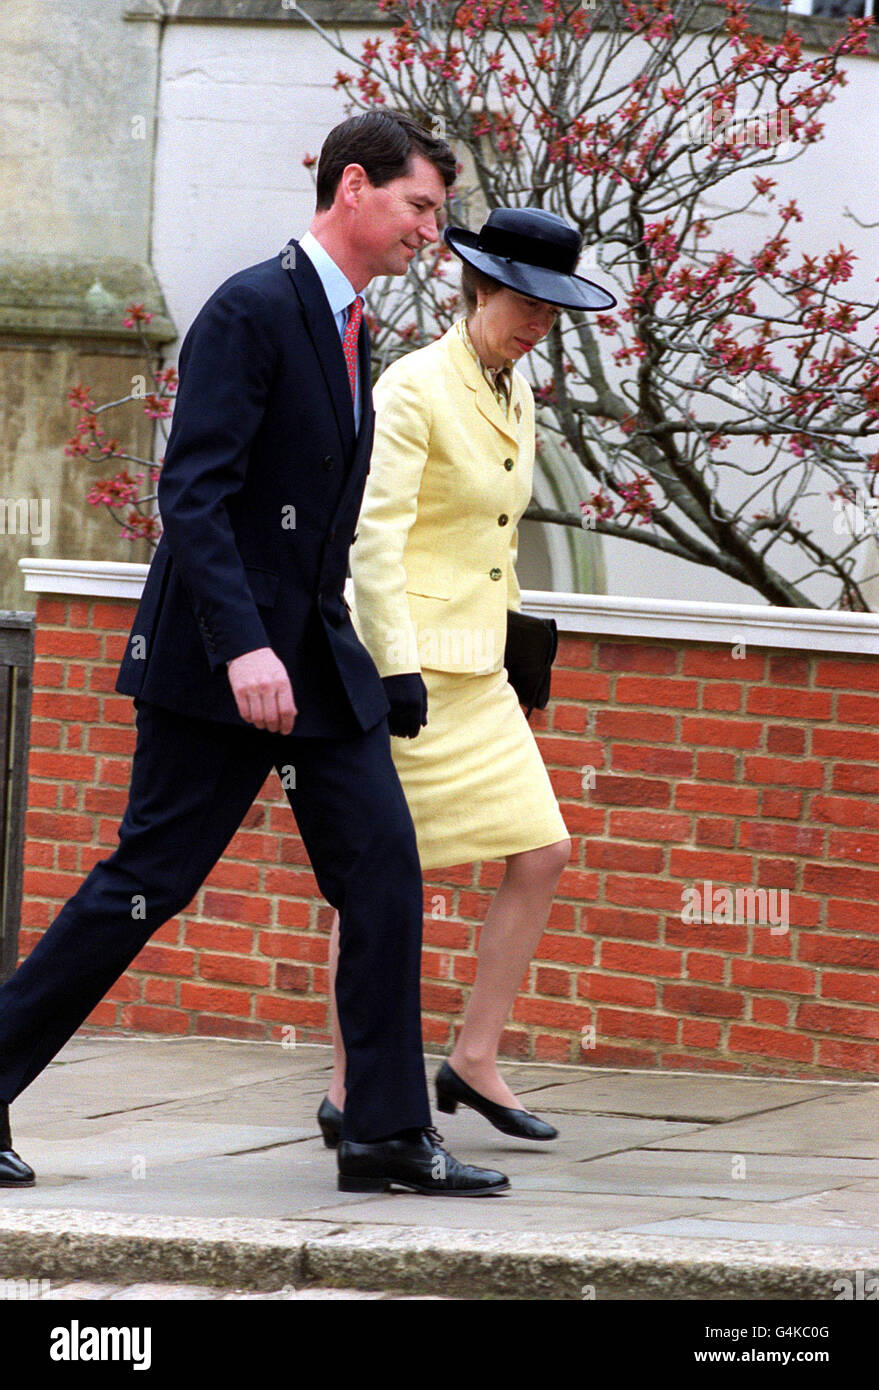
[350,319,533,676]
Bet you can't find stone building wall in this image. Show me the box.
[0,1,173,610]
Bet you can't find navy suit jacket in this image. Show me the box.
[115,241,391,738]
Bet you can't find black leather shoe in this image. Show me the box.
[435,1061,558,1141]
[337,1125,509,1196]
[317,1096,343,1149]
[0,1103,35,1187]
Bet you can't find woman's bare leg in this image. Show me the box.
[448,838,571,1109]
[326,837,570,1112]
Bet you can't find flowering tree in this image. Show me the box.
[65,304,175,547]
[296,0,879,608]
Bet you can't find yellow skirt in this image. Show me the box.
[390,665,569,871]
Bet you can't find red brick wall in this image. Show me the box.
[19,593,879,1078]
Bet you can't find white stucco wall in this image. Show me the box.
[151,25,359,334]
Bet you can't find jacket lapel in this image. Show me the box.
[444,323,523,448]
[281,238,357,458]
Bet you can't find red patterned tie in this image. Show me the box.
[342,294,363,401]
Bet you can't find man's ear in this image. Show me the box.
[338,163,369,209]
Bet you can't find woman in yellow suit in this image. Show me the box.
[319,208,616,1144]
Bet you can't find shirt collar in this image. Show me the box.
[298,229,358,317]
[456,316,514,410]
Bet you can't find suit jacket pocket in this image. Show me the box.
[404,557,452,601]
[244,565,281,608]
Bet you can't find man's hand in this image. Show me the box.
[227,647,297,734]
[382,672,428,738]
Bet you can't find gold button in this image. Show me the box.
[503,458,514,471]
[498,514,508,526]
[490,567,502,581]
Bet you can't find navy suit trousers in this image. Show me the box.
[0,701,431,1142]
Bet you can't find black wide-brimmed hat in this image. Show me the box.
[444,207,617,312]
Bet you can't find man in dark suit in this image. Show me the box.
[0,111,508,1197]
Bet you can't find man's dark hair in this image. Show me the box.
[315,110,457,210]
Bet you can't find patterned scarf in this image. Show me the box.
[455,317,514,416]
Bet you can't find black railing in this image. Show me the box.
[0,613,35,984]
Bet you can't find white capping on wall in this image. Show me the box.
[20,558,151,602]
[522,589,879,658]
[19,557,879,657]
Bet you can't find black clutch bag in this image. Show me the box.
[504,609,558,719]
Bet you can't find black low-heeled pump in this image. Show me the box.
[435,1061,558,1141]
[317,1096,343,1149]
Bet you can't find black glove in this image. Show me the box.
[382,672,428,738]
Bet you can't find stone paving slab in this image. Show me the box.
[631,1182,879,1241]
[11,1037,318,1122]
[156,1079,333,1128]
[515,1150,879,1202]
[3,1146,381,1220]
[514,1073,839,1121]
[648,1089,879,1160]
[301,1189,725,1235]
[18,1122,310,1175]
